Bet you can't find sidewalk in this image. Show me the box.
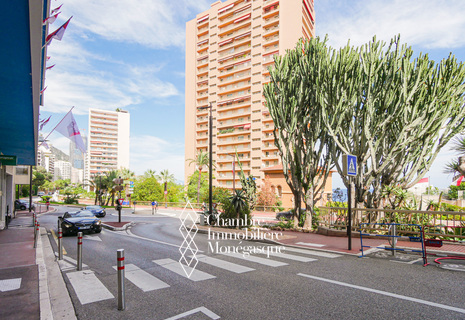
[0,208,75,320]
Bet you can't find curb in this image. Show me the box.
[37,227,77,319]
[102,221,135,231]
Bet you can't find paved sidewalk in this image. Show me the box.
[0,208,76,320]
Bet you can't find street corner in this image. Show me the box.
[101,221,135,231]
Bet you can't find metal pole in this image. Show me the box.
[33,220,39,248]
[77,232,83,271]
[391,224,397,257]
[232,156,235,192]
[208,103,213,217]
[29,165,33,213]
[117,249,125,311]
[58,227,63,260]
[347,177,352,251]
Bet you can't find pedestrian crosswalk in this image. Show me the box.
[62,246,342,305]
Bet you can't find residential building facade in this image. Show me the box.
[54,160,71,181]
[184,0,326,207]
[86,109,130,184]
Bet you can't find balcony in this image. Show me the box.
[263,2,279,19]
[219,70,251,85]
[217,95,251,110]
[218,107,250,120]
[218,118,251,129]
[218,80,251,95]
[219,60,251,75]
[218,3,251,25]
[263,24,279,37]
[218,89,251,102]
[219,25,251,41]
[218,43,251,58]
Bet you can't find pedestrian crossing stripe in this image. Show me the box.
[255,250,317,262]
[196,254,255,273]
[153,258,216,281]
[112,264,170,291]
[66,270,114,305]
[217,252,288,267]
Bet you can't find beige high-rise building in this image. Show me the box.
[185,0,324,207]
[86,108,130,183]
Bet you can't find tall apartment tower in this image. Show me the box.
[86,108,130,182]
[185,0,315,202]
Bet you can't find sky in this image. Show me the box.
[41,0,465,190]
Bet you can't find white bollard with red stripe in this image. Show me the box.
[33,220,39,248]
[77,232,83,271]
[117,249,125,310]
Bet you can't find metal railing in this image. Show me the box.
[318,206,465,241]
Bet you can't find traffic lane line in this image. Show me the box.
[298,273,465,315]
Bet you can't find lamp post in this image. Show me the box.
[198,103,213,216]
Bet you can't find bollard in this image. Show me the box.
[32,212,35,228]
[58,227,63,260]
[391,224,397,257]
[77,232,83,271]
[117,249,125,311]
[34,222,39,248]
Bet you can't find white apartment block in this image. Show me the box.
[86,109,130,182]
[54,160,71,181]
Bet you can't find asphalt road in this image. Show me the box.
[38,206,465,320]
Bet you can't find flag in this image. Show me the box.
[46,16,72,45]
[457,176,464,186]
[47,56,51,61]
[417,177,429,184]
[43,12,60,25]
[55,110,86,153]
[39,116,51,131]
[51,4,63,15]
[46,64,55,70]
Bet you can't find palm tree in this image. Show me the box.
[444,136,465,180]
[119,167,136,181]
[229,189,248,229]
[104,170,119,206]
[143,169,157,179]
[156,169,175,206]
[187,150,210,203]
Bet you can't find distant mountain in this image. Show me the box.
[51,146,69,161]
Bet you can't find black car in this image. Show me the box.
[276,210,293,220]
[85,205,106,218]
[15,199,35,211]
[58,210,102,236]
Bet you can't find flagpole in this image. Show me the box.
[38,106,74,148]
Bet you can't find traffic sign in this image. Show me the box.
[342,154,357,176]
[114,185,124,191]
[151,201,156,206]
[118,198,124,205]
[113,178,124,184]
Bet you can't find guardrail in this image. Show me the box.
[318,206,465,241]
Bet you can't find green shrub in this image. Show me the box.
[218,196,251,227]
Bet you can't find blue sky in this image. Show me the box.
[41,0,465,189]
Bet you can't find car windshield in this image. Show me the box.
[75,211,95,217]
[86,206,101,210]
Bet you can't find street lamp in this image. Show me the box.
[198,103,213,216]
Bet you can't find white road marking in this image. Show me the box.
[255,250,317,262]
[153,258,215,281]
[284,247,342,258]
[196,254,255,273]
[112,264,170,292]
[0,278,21,292]
[298,273,465,315]
[219,252,288,267]
[66,270,114,305]
[58,255,88,269]
[296,242,326,247]
[165,306,220,320]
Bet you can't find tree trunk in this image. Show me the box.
[303,188,314,230]
[293,190,301,228]
[197,169,202,204]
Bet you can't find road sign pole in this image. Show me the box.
[347,177,352,251]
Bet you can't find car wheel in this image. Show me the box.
[20,205,26,210]
[95,228,101,233]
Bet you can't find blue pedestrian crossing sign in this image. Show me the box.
[343,154,357,176]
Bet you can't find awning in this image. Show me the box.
[197,39,208,46]
[219,38,233,46]
[234,14,251,24]
[218,3,234,14]
[235,31,251,40]
[197,14,209,23]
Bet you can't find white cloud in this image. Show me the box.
[130,135,185,182]
[57,0,211,49]
[317,0,465,49]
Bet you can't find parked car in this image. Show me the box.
[14,199,35,211]
[58,210,102,236]
[85,205,106,218]
[37,191,45,196]
[276,210,293,220]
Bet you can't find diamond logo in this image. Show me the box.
[179,201,200,278]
